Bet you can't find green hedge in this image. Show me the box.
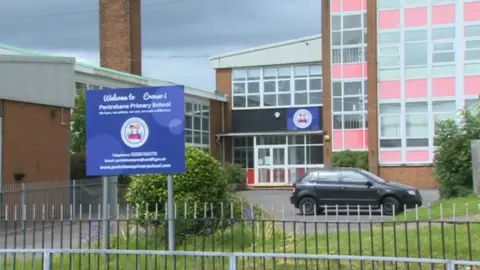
[331,150,369,171]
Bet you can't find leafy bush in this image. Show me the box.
[125,145,239,242]
[331,150,369,170]
[434,107,480,199]
[224,163,247,184]
[126,145,231,213]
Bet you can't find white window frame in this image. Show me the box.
[232,137,254,169]
[231,64,322,110]
[404,29,428,68]
[378,102,402,150]
[431,26,456,68]
[332,80,368,131]
[432,100,456,136]
[331,13,367,65]
[405,101,429,148]
[185,102,210,151]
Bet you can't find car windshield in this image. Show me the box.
[360,169,387,183]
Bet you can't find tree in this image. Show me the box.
[71,90,86,153]
[434,106,480,199]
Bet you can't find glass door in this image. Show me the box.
[255,146,287,184]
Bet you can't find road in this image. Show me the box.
[0,190,439,249]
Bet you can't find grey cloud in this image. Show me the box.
[0,0,320,52]
[0,0,320,90]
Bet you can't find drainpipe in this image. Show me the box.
[215,102,226,166]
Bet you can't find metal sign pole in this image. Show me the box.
[167,174,175,251]
[102,176,110,250]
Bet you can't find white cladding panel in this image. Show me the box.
[0,55,75,108]
[211,35,322,69]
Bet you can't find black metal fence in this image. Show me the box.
[1,202,479,266]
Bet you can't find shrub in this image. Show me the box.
[125,145,238,241]
[224,163,247,183]
[224,163,248,190]
[126,145,232,214]
[434,107,480,199]
[331,150,369,171]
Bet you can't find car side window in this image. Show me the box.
[299,171,319,183]
[341,171,368,183]
[317,171,341,183]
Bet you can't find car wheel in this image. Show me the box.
[299,197,317,216]
[381,196,400,216]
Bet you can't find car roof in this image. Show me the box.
[307,167,363,173]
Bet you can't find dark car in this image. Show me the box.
[290,168,422,216]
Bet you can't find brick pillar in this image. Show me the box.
[366,0,379,175]
[99,0,142,75]
[321,0,333,167]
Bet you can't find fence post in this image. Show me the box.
[72,180,76,221]
[446,261,455,270]
[43,251,52,270]
[229,254,237,270]
[21,183,26,230]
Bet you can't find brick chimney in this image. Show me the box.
[99,0,142,75]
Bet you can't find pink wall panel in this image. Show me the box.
[432,77,455,97]
[406,150,430,162]
[364,131,368,149]
[464,2,480,22]
[379,151,402,163]
[332,64,342,79]
[379,81,401,100]
[378,10,401,29]
[343,64,366,78]
[342,0,364,12]
[332,130,343,151]
[405,79,428,98]
[405,8,427,27]
[344,130,366,150]
[331,0,341,12]
[464,76,480,96]
[432,5,455,25]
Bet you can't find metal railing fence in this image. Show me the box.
[1,201,480,264]
[1,249,480,270]
[0,178,127,229]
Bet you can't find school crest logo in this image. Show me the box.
[121,117,149,148]
[293,109,312,129]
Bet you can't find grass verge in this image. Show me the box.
[396,196,480,221]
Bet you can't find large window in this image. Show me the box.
[232,64,322,109]
[465,25,480,63]
[433,100,456,134]
[404,29,428,79]
[287,134,323,165]
[378,31,401,81]
[405,102,429,147]
[331,13,367,64]
[233,137,254,169]
[379,103,401,148]
[232,134,323,168]
[332,80,368,130]
[185,102,210,151]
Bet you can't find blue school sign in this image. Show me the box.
[85,86,186,176]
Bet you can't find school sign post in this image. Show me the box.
[85,86,186,251]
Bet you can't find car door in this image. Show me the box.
[314,170,344,206]
[340,170,381,207]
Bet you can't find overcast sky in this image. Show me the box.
[0,0,321,91]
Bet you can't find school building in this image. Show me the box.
[209,0,480,189]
